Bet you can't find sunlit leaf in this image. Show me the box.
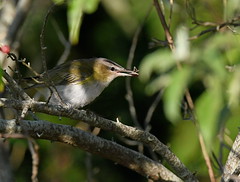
[52,0,65,4]
[174,26,190,61]
[228,67,240,108]
[101,0,138,35]
[170,121,199,167]
[224,0,240,19]
[145,74,171,95]
[0,69,4,93]
[67,0,99,44]
[67,0,83,44]
[195,77,223,149]
[83,0,99,13]
[163,67,191,123]
[202,45,227,81]
[226,48,240,64]
[139,49,174,82]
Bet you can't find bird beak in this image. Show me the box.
[117,67,139,77]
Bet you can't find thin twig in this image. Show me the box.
[40,4,53,73]
[186,5,240,40]
[168,0,174,29]
[21,58,40,77]
[85,153,94,182]
[28,138,39,182]
[189,22,240,40]
[39,4,66,105]
[198,132,216,182]
[51,19,71,65]
[6,52,23,82]
[3,70,31,101]
[153,0,174,50]
[144,89,164,131]
[125,5,152,128]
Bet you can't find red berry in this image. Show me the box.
[0,45,10,54]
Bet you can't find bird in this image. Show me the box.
[26,57,139,108]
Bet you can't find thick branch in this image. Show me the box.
[0,119,181,182]
[0,98,197,182]
[222,132,240,182]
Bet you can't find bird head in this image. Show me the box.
[93,58,139,83]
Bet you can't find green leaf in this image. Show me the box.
[139,49,174,82]
[202,47,227,81]
[82,0,99,13]
[163,67,191,123]
[224,0,240,20]
[0,69,4,93]
[67,0,83,45]
[52,0,65,4]
[195,77,223,149]
[67,0,99,44]
[228,67,240,108]
[145,74,171,95]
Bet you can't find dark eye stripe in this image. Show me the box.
[104,59,123,68]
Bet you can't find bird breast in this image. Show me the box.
[49,81,109,108]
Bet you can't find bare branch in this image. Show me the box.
[40,3,53,73]
[39,4,65,105]
[222,132,240,182]
[28,138,39,182]
[0,98,197,182]
[189,21,240,40]
[85,153,94,182]
[0,118,182,182]
[168,0,174,29]
[3,70,31,100]
[153,0,174,50]
[144,90,164,131]
[51,19,71,66]
[125,5,152,128]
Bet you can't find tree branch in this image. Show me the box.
[0,118,181,182]
[222,132,240,182]
[0,97,197,182]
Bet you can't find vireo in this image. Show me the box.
[27,58,138,107]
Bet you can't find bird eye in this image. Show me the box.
[110,67,115,71]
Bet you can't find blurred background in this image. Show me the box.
[2,0,240,181]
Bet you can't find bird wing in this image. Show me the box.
[47,60,94,85]
[24,59,95,89]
